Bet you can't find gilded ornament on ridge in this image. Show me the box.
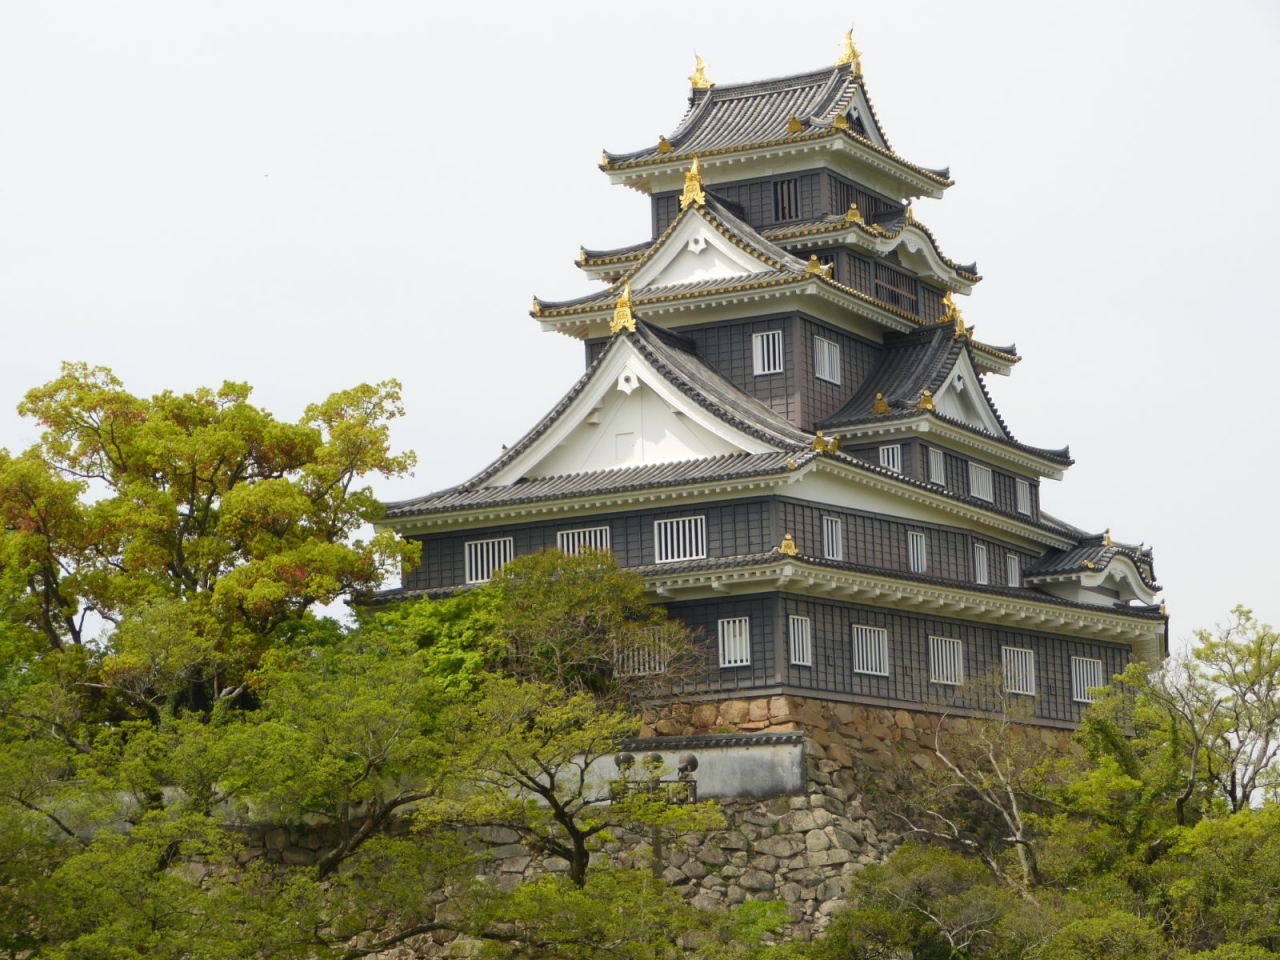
[679,157,706,210]
[610,281,636,335]
[873,392,890,415]
[779,533,799,556]
[689,55,712,89]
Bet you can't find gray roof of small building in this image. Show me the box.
[601,64,951,186]
[1027,536,1160,590]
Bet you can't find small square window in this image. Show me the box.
[789,615,813,667]
[880,444,902,473]
[928,448,946,486]
[718,617,751,668]
[654,517,706,563]
[822,516,843,561]
[814,336,841,384]
[968,462,993,502]
[908,531,928,573]
[752,330,784,375]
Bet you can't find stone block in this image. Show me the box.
[543,857,570,873]
[690,892,723,911]
[654,719,683,736]
[719,833,750,851]
[754,835,804,858]
[804,830,831,853]
[739,869,776,891]
[662,865,687,885]
[697,845,727,866]
[818,877,848,900]
[779,881,804,903]
[691,703,719,728]
[280,847,313,866]
[894,709,913,729]
[726,885,746,904]
[769,696,795,719]
[780,810,816,832]
[743,812,778,828]
[684,859,708,881]
[832,703,856,725]
[499,857,531,873]
[489,844,528,859]
[749,698,770,722]
[478,826,521,844]
[749,854,778,873]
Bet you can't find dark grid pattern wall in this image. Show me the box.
[675,316,798,423]
[405,499,778,592]
[824,173,897,220]
[772,594,1131,723]
[796,317,880,429]
[665,596,780,693]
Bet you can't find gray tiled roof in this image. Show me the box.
[601,65,950,187]
[1027,537,1160,590]
[816,325,1071,466]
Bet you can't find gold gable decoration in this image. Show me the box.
[610,281,636,335]
[657,135,674,154]
[787,113,806,134]
[811,431,839,454]
[680,157,707,210]
[778,533,799,556]
[873,392,890,415]
[805,254,834,279]
[689,55,712,90]
[844,201,863,225]
[836,29,863,76]
[917,390,935,411]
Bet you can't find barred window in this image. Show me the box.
[464,537,513,584]
[814,336,841,384]
[789,616,813,667]
[1007,554,1021,587]
[929,636,964,686]
[613,630,670,677]
[773,178,800,221]
[557,525,611,555]
[969,462,994,502]
[852,625,889,676]
[1002,647,1036,696]
[653,517,706,563]
[1072,657,1105,703]
[718,617,751,668]
[823,516,843,561]
[1016,479,1032,515]
[908,531,928,573]
[880,444,902,473]
[973,542,989,585]
[752,330,784,375]
[928,447,946,486]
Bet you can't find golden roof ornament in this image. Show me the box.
[940,291,957,322]
[845,201,863,225]
[531,296,542,317]
[1083,559,1096,570]
[873,392,890,415]
[906,204,916,221]
[610,281,636,335]
[805,254,834,279]
[831,113,850,131]
[689,55,712,89]
[836,29,863,76]
[679,156,706,210]
[917,390,935,411]
[657,135,674,155]
[778,533,799,556]
[1160,600,1168,616]
[810,431,839,454]
[784,456,797,471]
[787,113,805,134]
[1103,529,1113,547]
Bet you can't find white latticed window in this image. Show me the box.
[653,517,706,563]
[1002,647,1036,695]
[814,336,841,384]
[928,447,946,486]
[908,531,928,573]
[823,516,843,561]
[929,636,965,686]
[973,543,989,585]
[879,444,902,473]
[852,625,889,676]
[1007,554,1021,587]
[718,617,751,668]
[1015,479,1032,515]
[753,330,784,375]
[557,525,611,555]
[789,616,813,667]
[1072,657,1105,703]
[613,630,669,677]
[969,462,994,502]
[464,537,513,584]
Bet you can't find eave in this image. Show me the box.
[642,556,1166,663]
[602,130,950,202]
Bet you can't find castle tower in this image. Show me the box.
[379,37,1165,726]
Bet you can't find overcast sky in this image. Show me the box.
[2,2,1277,643]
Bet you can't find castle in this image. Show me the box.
[378,34,1165,728]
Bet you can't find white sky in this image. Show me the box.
[2,2,1277,645]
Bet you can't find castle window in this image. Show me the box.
[613,629,669,677]
[929,636,965,686]
[973,542,989,585]
[1071,657,1105,703]
[789,615,813,667]
[653,516,706,563]
[1016,479,1032,515]
[557,525,611,555]
[852,625,889,676]
[814,336,841,384]
[464,536,514,584]
[822,516,843,561]
[1002,647,1036,695]
[1007,554,1021,587]
[879,444,902,473]
[752,330,784,375]
[928,447,946,486]
[968,462,993,502]
[718,617,751,667]
[773,178,800,221]
[908,531,928,573]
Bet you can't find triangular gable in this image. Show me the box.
[933,350,1008,438]
[627,208,783,291]
[847,86,889,151]
[487,338,781,485]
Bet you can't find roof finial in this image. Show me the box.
[845,201,863,225]
[689,54,712,89]
[837,28,863,76]
[657,135,674,155]
[679,157,706,210]
[787,113,805,134]
[917,390,935,411]
[778,533,799,556]
[873,393,890,415]
[805,254,833,279]
[610,281,636,335]
[1103,529,1112,547]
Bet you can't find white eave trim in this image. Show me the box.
[643,558,1165,659]
[773,223,977,294]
